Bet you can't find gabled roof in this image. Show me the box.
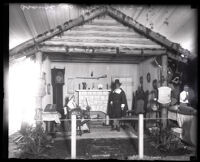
[9,5,191,63]
[42,15,164,54]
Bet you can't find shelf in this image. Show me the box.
[76,89,111,92]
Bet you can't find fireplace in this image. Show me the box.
[76,90,111,114]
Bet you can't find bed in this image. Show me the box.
[168,105,197,146]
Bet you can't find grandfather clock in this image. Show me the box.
[51,68,65,115]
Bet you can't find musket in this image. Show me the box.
[76,74,107,80]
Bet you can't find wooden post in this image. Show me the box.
[161,55,168,87]
[138,114,144,159]
[160,55,168,147]
[160,54,168,143]
[71,114,76,159]
[35,51,43,125]
[45,56,51,103]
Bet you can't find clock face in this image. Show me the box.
[55,71,64,83]
[56,75,62,82]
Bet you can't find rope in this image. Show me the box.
[37,117,169,122]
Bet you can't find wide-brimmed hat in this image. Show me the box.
[114,79,122,85]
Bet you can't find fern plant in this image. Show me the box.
[149,126,184,153]
[18,123,52,157]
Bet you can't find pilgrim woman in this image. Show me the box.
[108,79,128,131]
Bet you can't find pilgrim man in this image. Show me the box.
[108,79,128,131]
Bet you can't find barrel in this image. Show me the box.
[158,86,171,104]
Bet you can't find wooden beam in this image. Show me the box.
[68,26,137,33]
[72,24,133,32]
[88,17,118,24]
[50,37,158,45]
[9,45,186,64]
[9,6,107,56]
[62,30,144,38]
[53,36,149,42]
[86,19,120,26]
[160,54,168,145]
[47,53,143,64]
[74,24,128,29]
[120,49,167,55]
[106,6,191,57]
[9,46,38,62]
[161,55,168,86]
[35,51,43,125]
[40,45,166,55]
[42,40,163,49]
[40,45,66,53]
[51,59,141,64]
[42,44,185,63]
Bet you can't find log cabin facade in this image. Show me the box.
[9,5,192,134]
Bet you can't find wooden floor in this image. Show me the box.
[54,123,145,141]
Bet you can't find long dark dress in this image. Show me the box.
[108,88,128,118]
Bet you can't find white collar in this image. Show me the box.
[114,88,121,94]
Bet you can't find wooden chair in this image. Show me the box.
[69,107,91,136]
